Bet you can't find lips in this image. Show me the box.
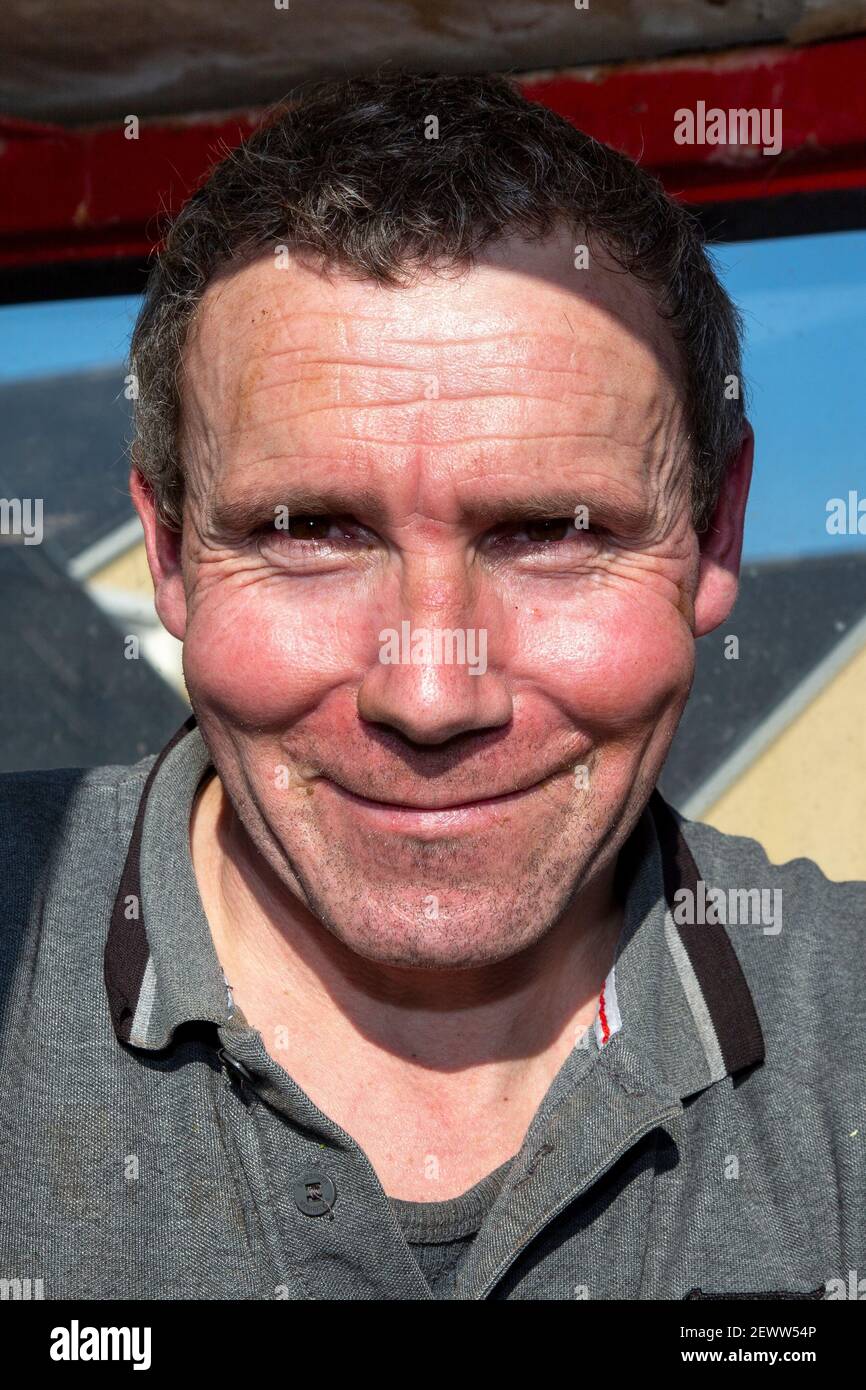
[320,774,549,812]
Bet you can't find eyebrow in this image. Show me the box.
[461,490,647,529]
[207,486,390,535]
[207,483,646,536]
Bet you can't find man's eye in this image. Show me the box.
[255,513,372,567]
[522,518,577,543]
[261,514,351,543]
[284,514,337,541]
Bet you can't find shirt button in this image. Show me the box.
[293,1166,337,1217]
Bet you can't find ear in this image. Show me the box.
[693,423,754,638]
[129,464,188,641]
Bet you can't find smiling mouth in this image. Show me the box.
[321,775,552,814]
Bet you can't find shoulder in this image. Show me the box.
[0,756,155,950]
[0,756,154,843]
[673,808,866,1040]
[677,810,866,935]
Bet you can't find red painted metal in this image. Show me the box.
[0,111,260,268]
[520,37,866,205]
[1,36,864,272]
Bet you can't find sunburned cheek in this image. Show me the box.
[182,591,361,725]
[523,599,694,730]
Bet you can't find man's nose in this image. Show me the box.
[356,562,512,745]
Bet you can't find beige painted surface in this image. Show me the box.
[703,641,866,881]
[88,541,153,596]
[88,541,188,698]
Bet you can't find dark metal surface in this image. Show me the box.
[0,541,189,773]
[0,367,134,565]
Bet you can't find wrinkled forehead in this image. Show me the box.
[178,231,689,509]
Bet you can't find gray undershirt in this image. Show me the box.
[388,1156,516,1297]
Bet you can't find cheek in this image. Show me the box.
[519,588,694,732]
[182,579,364,726]
[182,567,694,735]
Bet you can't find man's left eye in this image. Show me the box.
[522,518,577,543]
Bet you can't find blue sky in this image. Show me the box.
[710,230,866,561]
[0,228,863,562]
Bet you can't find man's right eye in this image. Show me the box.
[256,513,351,543]
[254,513,376,568]
[282,514,337,541]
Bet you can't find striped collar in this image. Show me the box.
[591,790,765,1096]
[104,717,764,1095]
[104,714,229,1050]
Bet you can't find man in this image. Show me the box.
[1,73,863,1302]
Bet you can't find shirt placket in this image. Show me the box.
[215,1022,436,1301]
[451,1044,683,1299]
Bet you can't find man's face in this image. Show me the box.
[146,231,739,968]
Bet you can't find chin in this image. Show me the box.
[304,884,547,973]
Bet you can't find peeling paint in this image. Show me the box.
[789,0,866,43]
[1,0,857,124]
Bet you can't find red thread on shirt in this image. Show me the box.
[598,982,610,1045]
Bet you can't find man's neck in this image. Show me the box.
[189,771,625,1200]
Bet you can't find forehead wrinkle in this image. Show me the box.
[184,315,683,455]
[190,322,680,458]
[196,262,669,372]
[182,249,690,523]
[195,284,580,363]
[189,384,682,506]
[189,262,682,417]
[233,357,661,417]
[215,347,678,443]
[194,230,686,377]
[232,378,656,425]
[216,421,670,465]
[229,322,651,380]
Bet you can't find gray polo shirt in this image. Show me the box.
[1,715,863,1299]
